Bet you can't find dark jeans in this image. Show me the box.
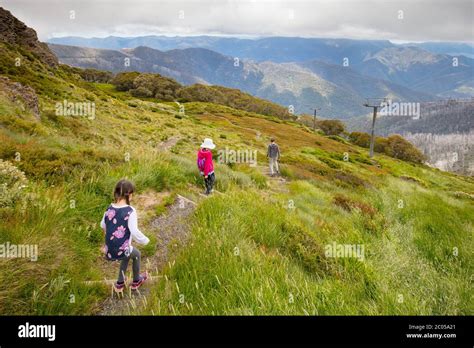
[204,172,215,194]
[118,247,140,283]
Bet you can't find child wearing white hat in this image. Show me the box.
[197,138,216,194]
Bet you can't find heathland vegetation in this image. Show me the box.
[0,7,473,315]
[109,71,294,120]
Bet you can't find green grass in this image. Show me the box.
[0,41,473,315]
[135,177,473,315]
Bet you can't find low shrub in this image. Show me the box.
[333,194,376,217]
[349,132,425,163]
[0,159,28,208]
[316,120,346,136]
[78,68,113,83]
[110,72,140,91]
[282,221,334,277]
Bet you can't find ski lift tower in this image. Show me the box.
[313,108,321,131]
[363,98,387,158]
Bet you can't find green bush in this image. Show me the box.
[110,72,140,91]
[131,73,181,101]
[178,84,293,120]
[78,68,113,83]
[349,132,371,148]
[385,135,425,163]
[130,86,153,98]
[316,120,346,136]
[349,132,425,163]
[374,137,388,153]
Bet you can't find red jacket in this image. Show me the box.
[197,149,214,176]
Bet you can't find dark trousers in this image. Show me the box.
[118,247,140,283]
[204,172,215,194]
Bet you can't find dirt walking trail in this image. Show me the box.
[97,192,196,315]
[91,136,202,315]
[91,136,289,315]
[257,162,289,195]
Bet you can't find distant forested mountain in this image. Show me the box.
[49,43,434,118]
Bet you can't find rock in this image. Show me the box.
[0,76,40,119]
[0,7,58,67]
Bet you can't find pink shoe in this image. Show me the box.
[113,281,125,294]
[131,272,148,290]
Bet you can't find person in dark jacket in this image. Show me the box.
[267,138,280,176]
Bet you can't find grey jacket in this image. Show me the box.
[267,143,280,159]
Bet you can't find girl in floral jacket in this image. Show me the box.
[100,179,149,293]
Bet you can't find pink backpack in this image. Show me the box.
[197,157,206,172]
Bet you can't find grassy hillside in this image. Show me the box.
[1,39,473,316]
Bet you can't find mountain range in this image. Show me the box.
[48,36,474,118]
[47,35,474,61]
[50,43,457,118]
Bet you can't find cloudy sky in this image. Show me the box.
[1,0,473,42]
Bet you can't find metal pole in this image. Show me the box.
[313,109,316,131]
[369,106,378,158]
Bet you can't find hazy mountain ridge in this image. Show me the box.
[354,47,474,97]
[48,35,474,61]
[49,35,474,98]
[402,42,474,59]
[48,43,435,117]
[48,35,395,63]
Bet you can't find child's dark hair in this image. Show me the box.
[114,179,135,205]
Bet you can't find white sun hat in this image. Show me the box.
[200,138,216,149]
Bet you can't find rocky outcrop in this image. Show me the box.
[0,7,58,67]
[0,76,40,119]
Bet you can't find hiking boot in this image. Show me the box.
[131,272,148,290]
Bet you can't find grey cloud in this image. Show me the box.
[1,0,472,42]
